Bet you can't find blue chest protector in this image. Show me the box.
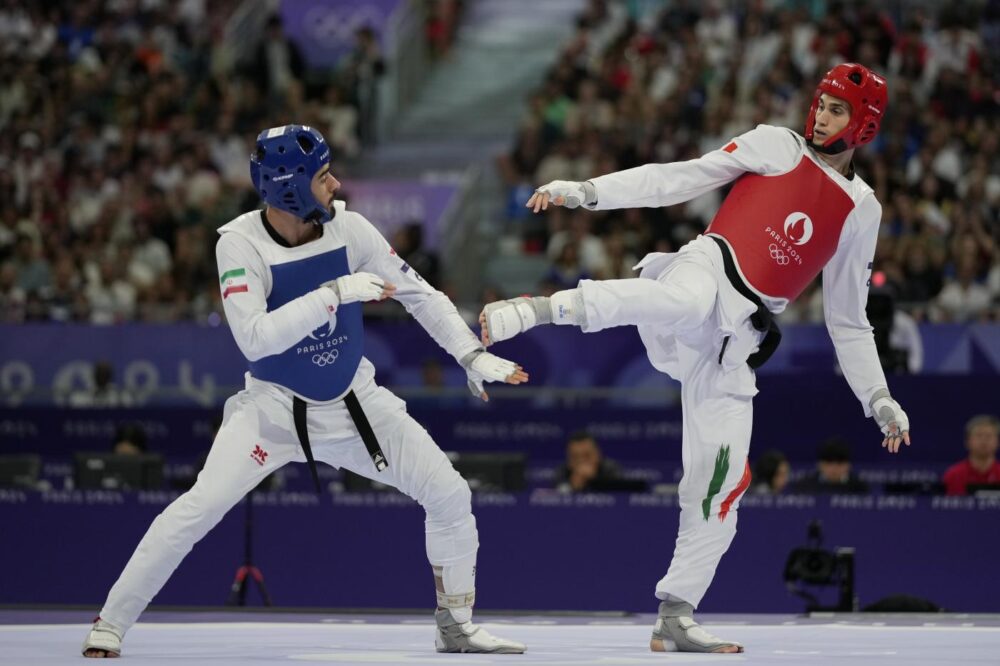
[248,247,364,401]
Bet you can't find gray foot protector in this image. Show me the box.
[434,608,526,654]
[650,600,744,653]
[82,619,123,657]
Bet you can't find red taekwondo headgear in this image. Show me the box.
[804,63,888,154]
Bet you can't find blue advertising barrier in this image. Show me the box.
[1,372,994,464]
[1,490,996,613]
[1,323,999,407]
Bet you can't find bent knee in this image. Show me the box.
[421,470,473,525]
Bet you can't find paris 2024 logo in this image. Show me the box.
[766,212,813,267]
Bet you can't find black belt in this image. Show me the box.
[343,391,388,472]
[292,390,388,495]
[709,235,782,370]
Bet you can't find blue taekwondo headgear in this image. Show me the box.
[250,125,333,223]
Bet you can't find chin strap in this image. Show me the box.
[810,136,850,155]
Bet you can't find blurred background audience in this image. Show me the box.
[556,430,624,492]
[751,449,791,495]
[942,414,1000,495]
[1,1,994,327]
[791,437,870,494]
[0,1,403,324]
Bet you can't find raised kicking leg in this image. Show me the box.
[481,261,717,344]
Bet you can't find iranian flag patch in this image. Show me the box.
[221,268,248,298]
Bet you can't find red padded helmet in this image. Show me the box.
[804,63,888,154]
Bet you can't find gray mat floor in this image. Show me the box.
[2,610,998,665]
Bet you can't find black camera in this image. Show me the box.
[783,520,856,612]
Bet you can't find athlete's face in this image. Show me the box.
[312,163,340,212]
[811,93,851,145]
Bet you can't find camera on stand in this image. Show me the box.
[783,520,856,612]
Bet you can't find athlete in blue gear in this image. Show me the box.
[83,125,529,657]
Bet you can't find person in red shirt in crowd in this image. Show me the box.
[943,415,1000,495]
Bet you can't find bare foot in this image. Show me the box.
[83,648,119,658]
[650,638,743,653]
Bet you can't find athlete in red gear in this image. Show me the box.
[482,63,911,653]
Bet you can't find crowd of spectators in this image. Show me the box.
[0,1,996,327]
[0,1,387,324]
[497,0,999,323]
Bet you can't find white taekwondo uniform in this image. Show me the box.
[97,201,486,631]
[576,124,888,606]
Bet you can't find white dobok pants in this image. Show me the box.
[99,369,478,632]
[578,235,762,608]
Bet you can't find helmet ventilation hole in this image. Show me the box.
[297,135,315,153]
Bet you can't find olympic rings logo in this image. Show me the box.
[769,243,790,266]
[311,350,340,367]
[303,6,386,44]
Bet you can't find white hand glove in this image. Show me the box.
[461,350,519,400]
[869,389,911,453]
[323,272,386,305]
[534,180,591,209]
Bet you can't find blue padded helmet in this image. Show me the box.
[250,125,333,223]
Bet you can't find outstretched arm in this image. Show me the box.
[345,214,528,398]
[527,124,799,212]
[823,197,910,453]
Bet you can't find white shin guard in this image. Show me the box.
[549,288,587,326]
[428,513,478,624]
[482,289,586,343]
[483,297,547,343]
[433,559,475,624]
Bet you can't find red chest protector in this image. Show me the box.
[706,157,855,301]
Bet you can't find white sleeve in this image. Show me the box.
[588,124,800,210]
[344,214,482,363]
[216,233,338,362]
[822,195,889,417]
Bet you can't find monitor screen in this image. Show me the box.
[0,455,41,489]
[74,453,164,491]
